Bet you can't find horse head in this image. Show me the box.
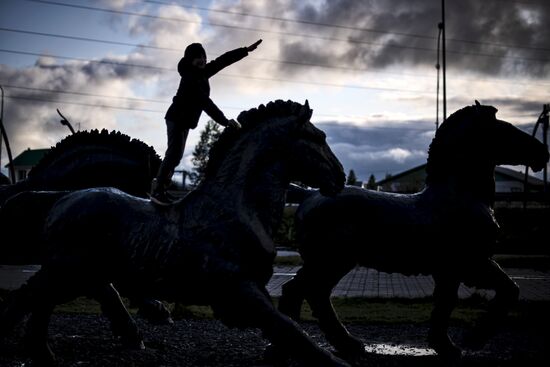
[285,100,345,196]
[427,102,549,187]
[204,100,345,196]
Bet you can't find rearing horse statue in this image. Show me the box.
[0,100,349,366]
[279,102,549,359]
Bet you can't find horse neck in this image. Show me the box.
[197,131,290,236]
[426,162,496,207]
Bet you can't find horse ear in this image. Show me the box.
[300,100,313,123]
[475,100,480,106]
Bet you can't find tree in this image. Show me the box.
[190,120,222,186]
[366,174,377,190]
[346,169,357,186]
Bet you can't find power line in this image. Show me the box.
[0,27,177,52]
[1,28,549,84]
[2,48,549,89]
[27,0,550,53]
[3,90,538,131]
[1,84,167,104]
[0,93,348,121]
[0,51,433,94]
[5,94,164,113]
[144,0,550,53]
[16,1,550,62]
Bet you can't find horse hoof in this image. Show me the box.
[428,334,463,359]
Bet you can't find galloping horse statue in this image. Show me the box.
[279,102,549,359]
[0,100,349,366]
[0,129,161,264]
[0,129,174,322]
[0,128,160,203]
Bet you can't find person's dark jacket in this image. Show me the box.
[165,47,249,129]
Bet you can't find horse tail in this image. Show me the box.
[0,191,70,264]
[286,183,317,204]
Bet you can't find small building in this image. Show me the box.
[4,148,49,183]
[372,163,546,194]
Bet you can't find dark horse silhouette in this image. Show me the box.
[279,102,549,359]
[0,128,160,202]
[0,129,161,264]
[0,100,349,366]
[0,129,173,323]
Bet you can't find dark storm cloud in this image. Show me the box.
[278,0,550,77]
[448,96,546,118]
[317,120,435,181]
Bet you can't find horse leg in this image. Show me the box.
[7,268,75,365]
[428,275,461,358]
[25,301,57,366]
[463,259,519,350]
[94,283,144,350]
[213,280,350,367]
[279,266,308,321]
[0,285,34,339]
[304,263,364,357]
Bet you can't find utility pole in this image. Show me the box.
[542,104,549,192]
[0,84,15,183]
[523,104,549,209]
[441,0,447,121]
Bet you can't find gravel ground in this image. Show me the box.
[1,313,549,367]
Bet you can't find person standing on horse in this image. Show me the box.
[151,39,263,205]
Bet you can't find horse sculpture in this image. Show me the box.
[0,129,174,322]
[0,128,160,202]
[279,102,549,359]
[0,129,161,264]
[0,100,349,366]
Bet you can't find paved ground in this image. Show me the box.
[268,266,550,301]
[2,264,549,301]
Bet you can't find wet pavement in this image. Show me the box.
[1,264,549,301]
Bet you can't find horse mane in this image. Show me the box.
[204,100,307,180]
[425,103,497,184]
[29,129,161,179]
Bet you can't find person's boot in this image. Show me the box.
[149,178,173,206]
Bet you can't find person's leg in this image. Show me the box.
[164,128,189,191]
[151,121,188,203]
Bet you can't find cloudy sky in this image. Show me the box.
[1,0,549,182]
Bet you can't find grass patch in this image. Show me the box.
[4,291,548,330]
[273,296,550,328]
[273,255,303,266]
[272,297,484,326]
[171,303,215,320]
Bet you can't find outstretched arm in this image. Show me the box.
[205,39,262,77]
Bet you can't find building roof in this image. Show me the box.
[376,164,427,186]
[5,148,50,168]
[495,166,545,186]
[376,163,545,187]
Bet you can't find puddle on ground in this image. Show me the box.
[363,343,437,356]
